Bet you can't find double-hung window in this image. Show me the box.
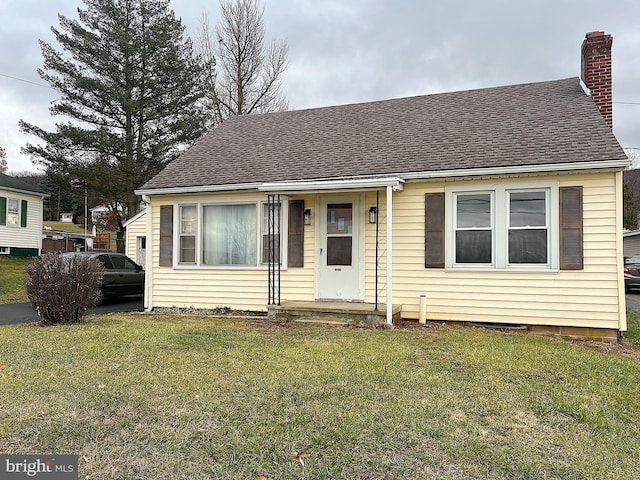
[447,183,556,270]
[454,192,493,264]
[179,205,197,263]
[261,202,281,265]
[508,190,548,264]
[7,199,19,227]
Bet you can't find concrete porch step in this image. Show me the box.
[267,300,402,325]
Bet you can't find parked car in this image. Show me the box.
[63,252,144,305]
[624,256,640,293]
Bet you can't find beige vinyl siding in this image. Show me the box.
[0,189,43,251]
[386,172,624,330]
[149,192,316,311]
[146,171,624,330]
[280,194,316,301]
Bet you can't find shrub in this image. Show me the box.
[26,253,104,325]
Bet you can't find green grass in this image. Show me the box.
[626,309,640,345]
[1,315,639,479]
[43,221,87,233]
[0,256,30,303]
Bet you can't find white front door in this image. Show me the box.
[317,194,364,300]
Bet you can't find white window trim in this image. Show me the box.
[173,197,289,270]
[445,181,558,272]
[177,204,198,265]
[6,198,20,227]
[0,246,9,255]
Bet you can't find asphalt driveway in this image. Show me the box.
[626,292,640,314]
[0,296,144,325]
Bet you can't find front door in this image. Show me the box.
[317,194,363,300]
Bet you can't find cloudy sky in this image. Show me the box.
[1,0,639,173]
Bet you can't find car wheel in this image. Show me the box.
[93,288,105,306]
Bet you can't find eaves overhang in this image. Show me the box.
[259,176,405,193]
[0,186,48,199]
[136,159,629,197]
[399,159,630,182]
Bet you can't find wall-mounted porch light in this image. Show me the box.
[368,205,377,224]
[304,208,312,225]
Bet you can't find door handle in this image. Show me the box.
[320,248,323,256]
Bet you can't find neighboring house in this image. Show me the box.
[90,202,124,225]
[623,230,640,257]
[136,31,630,341]
[60,213,74,223]
[123,208,147,267]
[0,173,47,256]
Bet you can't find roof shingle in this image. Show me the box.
[142,77,627,191]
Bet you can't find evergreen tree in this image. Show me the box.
[20,0,207,248]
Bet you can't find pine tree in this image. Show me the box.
[20,0,207,248]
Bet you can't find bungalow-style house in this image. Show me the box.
[136,31,630,341]
[0,172,47,256]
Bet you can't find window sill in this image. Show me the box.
[172,264,289,271]
[446,266,559,273]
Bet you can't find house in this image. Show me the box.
[123,208,147,267]
[90,201,125,225]
[136,31,630,341]
[623,230,640,258]
[0,173,47,256]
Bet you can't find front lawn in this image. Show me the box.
[0,256,30,303]
[1,315,639,479]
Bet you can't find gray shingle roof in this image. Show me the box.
[0,173,45,195]
[142,77,627,191]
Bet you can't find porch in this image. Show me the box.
[267,300,402,325]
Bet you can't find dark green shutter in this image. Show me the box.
[559,186,583,270]
[20,200,28,227]
[159,205,173,267]
[425,193,445,268]
[0,197,5,225]
[288,200,304,267]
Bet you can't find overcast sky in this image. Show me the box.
[1,0,639,173]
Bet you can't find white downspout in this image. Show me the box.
[143,195,153,312]
[386,185,393,324]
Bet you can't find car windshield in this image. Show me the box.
[626,256,640,264]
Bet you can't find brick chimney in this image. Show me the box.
[581,31,613,128]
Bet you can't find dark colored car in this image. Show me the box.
[624,256,640,293]
[63,252,144,305]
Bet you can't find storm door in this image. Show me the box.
[317,194,363,300]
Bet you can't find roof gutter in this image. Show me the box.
[135,182,263,196]
[135,159,628,196]
[259,176,405,193]
[0,186,48,199]
[399,159,630,181]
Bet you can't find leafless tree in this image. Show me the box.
[196,0,288,126]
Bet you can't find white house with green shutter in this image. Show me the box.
[0,173,47,256]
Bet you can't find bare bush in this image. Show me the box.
[26,253,104,325]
